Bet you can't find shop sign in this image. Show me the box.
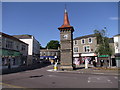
[98,55,109,57]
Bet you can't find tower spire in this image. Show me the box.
[58,5,73,29]
[65,4,67,13]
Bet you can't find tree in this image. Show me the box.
[40,45,46,49]
[46,40,60,49]
[94,29,113,56]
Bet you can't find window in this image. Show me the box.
[16,45,19,50]
[2,58,7,66]
[21,45,26,51]
[12,58,16,65]
[74,47,79,52]
[74,40,78,45]
[6,41,13,49]
[84,46,90,52]
[88,38,92,43]
[81,39,85,44]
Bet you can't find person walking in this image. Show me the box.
[93,60,96,67]
[100,59,104,67]
[8,59,11,69]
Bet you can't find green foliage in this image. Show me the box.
[46,40,60,49]
[94,29,113,56]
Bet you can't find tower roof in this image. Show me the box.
[58,8,73,29]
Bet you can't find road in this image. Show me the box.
[2,65,119,88]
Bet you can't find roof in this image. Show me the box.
[13,34,32,39]
[114,34,120,37]
[0,32,28,45]
[58,9,74,31]
[74,34,95,40]
[40,49,60,52]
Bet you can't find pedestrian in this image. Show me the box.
[100,59,104,67]
[8,59,11,69]
[93,60,96,67]
[107,60,109,67]
[85,57,89,69]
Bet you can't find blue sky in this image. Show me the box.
[2,2,118,47]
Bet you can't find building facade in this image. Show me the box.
[113,34,120,67]
[40,49,60,61]
[73,34,115,67]
[13,35,40,65]
[73,34,97,64]
[0,32,28,69]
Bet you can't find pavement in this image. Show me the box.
[2,63,119,76]
[47,64,119,76]
[2,62,51,75]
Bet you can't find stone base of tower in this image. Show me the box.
[60,65,73,70]
[60,63,74,70]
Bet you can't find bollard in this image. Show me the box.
[54,62,58,71]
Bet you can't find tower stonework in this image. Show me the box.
[58,8,74,70]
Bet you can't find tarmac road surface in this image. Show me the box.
[2,65,119,88]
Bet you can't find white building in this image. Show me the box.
[113,34,120,67]
[13,35,40,65]
[0,32,28,69]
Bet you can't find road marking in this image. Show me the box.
[0,82,25,88]
[88,80,90,83]
[114,77,118,79]
[93,73,104,74]
[47,69,54,71]
[88,76,112,83]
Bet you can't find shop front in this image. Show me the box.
[0,49,21,69]
[81,53,97,65]
[115,53,120,67]
[98,55,110,67]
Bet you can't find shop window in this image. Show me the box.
[13,58,16,65]
[2,58,7,66]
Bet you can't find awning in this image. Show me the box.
[115,53,120,57]
[40,56,54,59]
[81,53,97,56]
[73,54,79,57]
[0,49,21,56]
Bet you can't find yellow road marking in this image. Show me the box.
[0,82,25,88]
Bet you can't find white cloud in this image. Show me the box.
[109,17,119,20]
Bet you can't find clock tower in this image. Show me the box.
[58,8,74,70]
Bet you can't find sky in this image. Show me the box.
[2,2,118,47]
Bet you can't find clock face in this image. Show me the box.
[63,34,68,39]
